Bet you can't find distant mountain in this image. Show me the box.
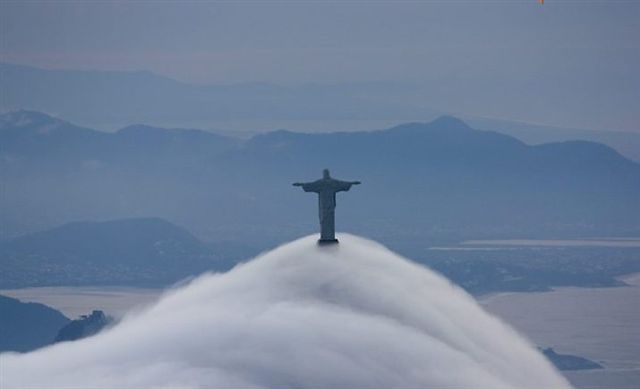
[0,110,237,163]
[1,111,639,246]
[0,218,232,288]
[465,116,640,162]
[54,310,112,343]
[3,62,638,162]
[0,294,70,352]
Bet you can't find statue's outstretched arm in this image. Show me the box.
[293,181,320,192]
[335,179,361,192]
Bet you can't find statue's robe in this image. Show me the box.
[299,178,356,241]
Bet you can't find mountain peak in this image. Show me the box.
[0,110,102,141]
[429,115,472,130]
[0,110,63,130]
[54,310,112,343]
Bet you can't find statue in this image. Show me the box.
[293,169,361,244]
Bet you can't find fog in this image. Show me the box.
[1,235,570,388]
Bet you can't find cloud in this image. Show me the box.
[1,235,571,389]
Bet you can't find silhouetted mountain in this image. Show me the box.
[0,218,232,288]
[54,310,112,343]
[0,294,70,352]
[1,111,639,246]
[0,110,237,165]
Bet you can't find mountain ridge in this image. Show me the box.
[3,62,638,163]
[1,110,638,244]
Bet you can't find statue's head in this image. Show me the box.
[323,169,331,179]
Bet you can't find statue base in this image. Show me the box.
[317,238,339,245]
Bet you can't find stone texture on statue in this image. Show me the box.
[293,169,360,244]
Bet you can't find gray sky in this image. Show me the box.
[1,1,638,131]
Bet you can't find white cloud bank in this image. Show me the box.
[1,234,571,389]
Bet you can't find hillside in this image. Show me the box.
[0,218,231,288]
[54,310,112,343]
[0,295,70,352]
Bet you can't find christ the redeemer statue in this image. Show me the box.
[293,169,361,244]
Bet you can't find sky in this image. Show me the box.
[1,234,571,389]
[1,1,638,131]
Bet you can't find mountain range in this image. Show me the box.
[1,110,639,246]
[2,62,638,162]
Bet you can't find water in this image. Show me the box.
[480,273,640,389]
[0,286,161,319]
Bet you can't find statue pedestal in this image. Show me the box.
[317,239,339,245]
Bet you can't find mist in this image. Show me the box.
[1,235,570,389]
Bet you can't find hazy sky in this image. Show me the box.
[1,1,638,130]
